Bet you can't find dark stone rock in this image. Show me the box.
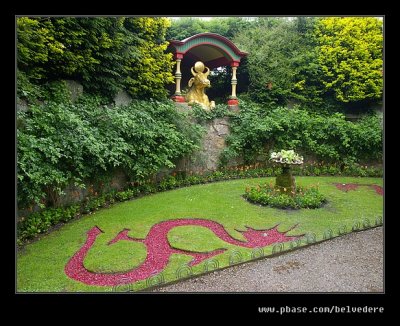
[17,97,29,112]
[65,80,83,102]
[114,90,132,106]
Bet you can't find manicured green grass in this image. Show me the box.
[17,177,383,292]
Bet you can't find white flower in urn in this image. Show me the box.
[270,149,303,165]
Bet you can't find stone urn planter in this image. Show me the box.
[275,164,298,195]
[270,150,303,195]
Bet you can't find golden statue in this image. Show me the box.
[185,61,215,110]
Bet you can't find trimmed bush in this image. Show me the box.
[244,183,326,209]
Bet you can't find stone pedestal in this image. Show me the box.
[275,165,296,195]
[228,104,240,113]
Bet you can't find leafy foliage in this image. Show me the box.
[189,103,232,123]
[244,183,327,209]
[233,18,320,106]
[17,97,202,209]
[221,100,382,165]
[17,70,46,103]
[315,17,383,103]
[232,17,383,110]
[17,17,174,100]
[17,17,66,80]
[122,18,175,99]
[166,17,251,41]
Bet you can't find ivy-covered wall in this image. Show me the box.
[16,80,204,215]
[219,100,383,168]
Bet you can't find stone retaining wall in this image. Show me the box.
[175,116,230,173]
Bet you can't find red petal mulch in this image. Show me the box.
[369,184,383,196]
[334,183,360,192]
[333,183,383,196]
[65,218,301,286]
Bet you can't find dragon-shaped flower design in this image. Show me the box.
[65,218,303,286]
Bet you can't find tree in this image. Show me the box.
[122,17,175,99]
[289,17,328,108]
[17,17,65,80]
[167,17,253,41]
[17,17,174,100]
[166,17,208,40]
[53,17,129,99]
[314,17,383,103]
[233,17,306,105]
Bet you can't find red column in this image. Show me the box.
[228,61,240,106]
[171,53,185,102]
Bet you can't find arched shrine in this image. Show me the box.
[168,33,248,106]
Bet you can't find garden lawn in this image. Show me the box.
[17,177,383,292]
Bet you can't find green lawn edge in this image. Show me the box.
[17,176,383,292]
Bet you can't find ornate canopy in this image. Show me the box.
[168,33,248,106]
[168,33,248,68]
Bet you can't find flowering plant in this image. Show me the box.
[270,149,303,165]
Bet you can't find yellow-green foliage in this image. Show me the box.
[17,17,65,79]
[17,17,175,100]
[315,17,383,103]
[123,17,175,99]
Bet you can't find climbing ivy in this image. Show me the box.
[17,97,203,209]
[221,100,382,165]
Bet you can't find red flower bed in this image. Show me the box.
[333,183,383,196]
[65,218,302,286]
[334,183,359,192]
[370,185,383,196]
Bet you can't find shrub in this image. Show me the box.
[17,204,80,244]
[222,100,382,165]
[17,162,382,245]
[158,176,179,191]
[17,97,203,210]
[244,183,327,209]
[17,17,174,101]
[315,17,383,104]
[190,103,232,123]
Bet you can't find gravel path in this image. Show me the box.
[151,227,383,292]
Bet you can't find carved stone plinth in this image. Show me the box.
[275,165,296,195]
